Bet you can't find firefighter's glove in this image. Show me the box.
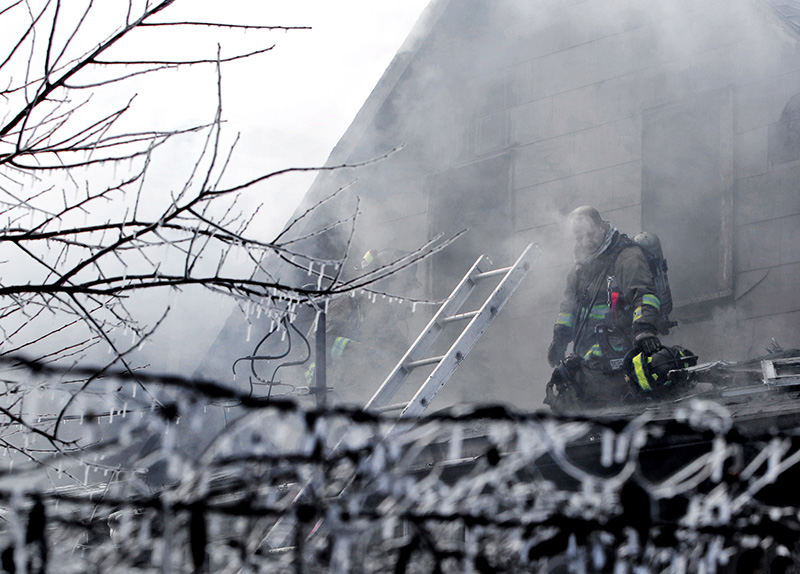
[635,333,662,355]
[547,325,572,367]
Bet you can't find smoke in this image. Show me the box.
[253,0,800,411]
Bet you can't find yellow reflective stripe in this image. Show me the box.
[588,304,610,320]
[633,306,643,322]
[304,362,316,385]
[331,336,351,358]
[556,312,574,327]
[632,353,652,391]
[583,344,602,360]
[642,294,661,311]
[361,250,375,267]
[648,356,659,380]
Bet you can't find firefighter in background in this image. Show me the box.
[545,206,667,407]
[305,248,419,401]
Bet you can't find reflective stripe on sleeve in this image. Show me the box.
[556,312,574,328]
[632,353,652,392]
[304,362,316,386]
[641,293,661,311]
[331,337,351,358]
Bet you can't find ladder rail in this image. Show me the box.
[261,243,535,549]
[363,254,489,411]
[398,243,533,420]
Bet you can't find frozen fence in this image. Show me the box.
[0,355,798,572]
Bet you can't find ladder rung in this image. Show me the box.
[473,266,512,281]
[441,310,480,324]
[405,355,444,369]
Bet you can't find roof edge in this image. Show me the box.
[322,0,452,168]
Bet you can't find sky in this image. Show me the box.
[134,1,433,371]
[174,1,433,236]
[0,0,433,374]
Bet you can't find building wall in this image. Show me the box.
[258,0,800,410]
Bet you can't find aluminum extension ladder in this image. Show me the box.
[363,242,535,419]
[261,244,534,550]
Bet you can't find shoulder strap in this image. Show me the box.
[573,256,615,352]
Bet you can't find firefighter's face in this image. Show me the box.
[569,215,606,252]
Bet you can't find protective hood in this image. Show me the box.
[575,226,618,264]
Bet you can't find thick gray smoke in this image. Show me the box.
[207,0,800,411]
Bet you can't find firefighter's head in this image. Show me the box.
[568,205,608,253]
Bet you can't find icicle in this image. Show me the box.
[132,385,137,398]
[766,439,783,484]
[307,261,313,276]
[246,324,252,342]
[109,409,114,424]
[448,425,463,461]
[311,311,320,334]
[592,542,605,570]
[84,465,90,485]
[412,302,417,313]
[566,534,577,558]
[601,429,614,468]
[614,432,628,464]
[281,327,287,342]
[711,437,726,482]
[382,516,397,541]
[122,402,128,418]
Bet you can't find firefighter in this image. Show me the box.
[306,248,419,402]
[546,206,663,406]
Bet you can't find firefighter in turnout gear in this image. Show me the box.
[546,206,666,408]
